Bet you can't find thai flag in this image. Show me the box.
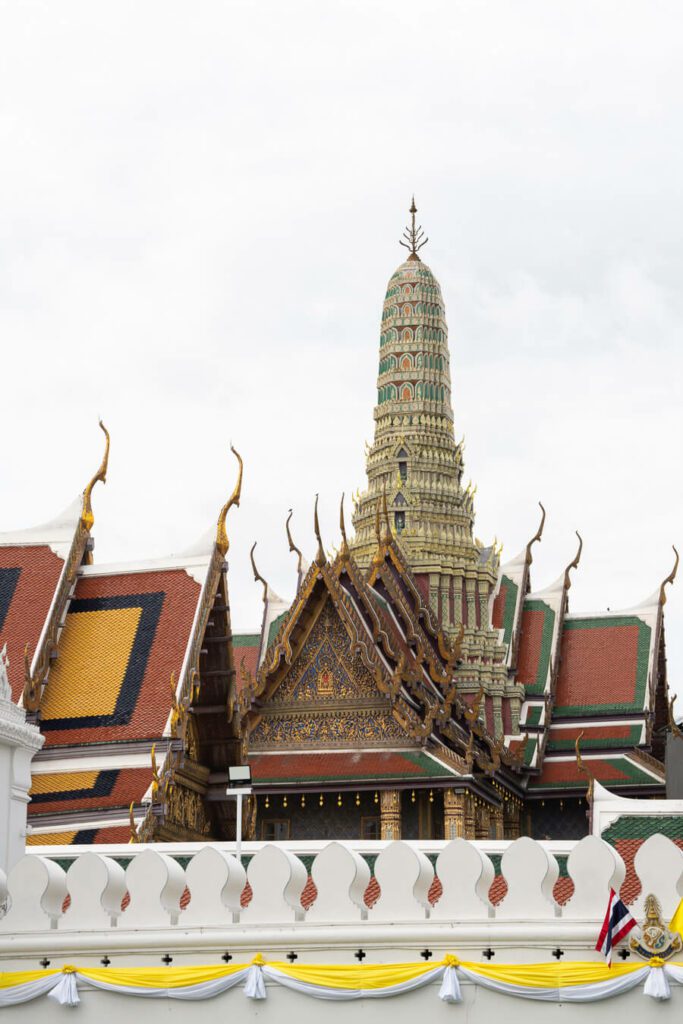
[595,888,637,964]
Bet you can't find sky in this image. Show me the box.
[1,2,682,695]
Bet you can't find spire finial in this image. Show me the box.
[339,493,350,560]
[564,531,583,590]
[81,420,110,531]
[216,446,243,556]
[525,501,546,566]
[250,542,268,602]
[285,509,304,575]
[660,545,679,606]
[399,197,428,261]
[314,494,326,566]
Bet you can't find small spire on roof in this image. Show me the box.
[216,445,243,556]
[659,545,679,606]
[339,493,350,560]
[81,420,110,532]
[525,501,546,566]
[575,731,595,807]
[564,531,583,591]
[381,485,393,544]
[285,509,304,575]
[314,494,326,566]
[399,196,428,262]
[250,542,268,602]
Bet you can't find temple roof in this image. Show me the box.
[249,749,461,787]
[0,498,85,703]
[38,558,208,746]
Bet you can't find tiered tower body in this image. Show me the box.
[351,207,519,735]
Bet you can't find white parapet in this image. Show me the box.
[0,834,682,970]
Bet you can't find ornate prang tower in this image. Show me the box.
[351,201,518,735]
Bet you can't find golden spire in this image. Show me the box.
[216,446,243,556]
[128,802,139,844]
[150,743,161,799]
[314,494,326,566]
[250,542,269,601]
[525,501,546,565]
[659,545,679,606]
[81,420,110,531]
[564,531,583,590]
[169,671,180,738]
[668,694,683,741]
[285,509,304,575]
[399,196,428,261]
[339,493,350,560]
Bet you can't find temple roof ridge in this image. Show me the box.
[78,548,214,586]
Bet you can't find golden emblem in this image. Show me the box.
[630,894,682,961]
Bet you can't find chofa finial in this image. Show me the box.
[216,446,243,556]
[525,501,546,565]
[285,509,304,574]
[399,197,428,261]
[81,420,110,531]
[314,494,326,566]
[339,493,349,560]
[250,542,268,602]
[660,545,679,606]
[564,530,583,589]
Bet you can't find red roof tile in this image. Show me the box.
[28,766,152,816]
[554,618,649,716]
[41,568,201,746]
[249,749,456,784]
[0,545,64,702]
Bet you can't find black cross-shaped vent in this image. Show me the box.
[354,949,366,961]
[482,948,495,960]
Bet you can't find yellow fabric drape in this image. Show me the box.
[269,960,439,990]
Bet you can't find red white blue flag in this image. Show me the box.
[595,888,637,963]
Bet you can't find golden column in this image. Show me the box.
[443,789,466,839]
[380,790,402,840]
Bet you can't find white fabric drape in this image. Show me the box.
[263,965,446,1002]
[0,975,62,1007]
[79,969,251,1001]
[2,960,683,1007]
[457,965,648,1003]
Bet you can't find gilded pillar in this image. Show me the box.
[443,789,465,840]
[491,804,504,840]
[463,792,476,839]
[380,789,401,840]
[503,798,521,839]
[474,801,490,840]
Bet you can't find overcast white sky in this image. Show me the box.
[1,2,682,695]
